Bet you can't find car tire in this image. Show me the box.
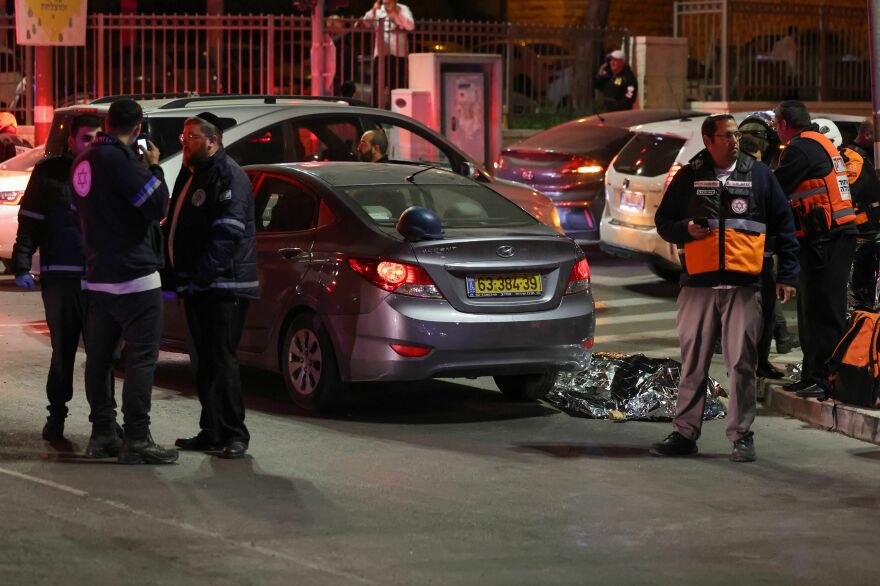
[494,371,559,402]
[281,313,346,411]
[648,261,680,284]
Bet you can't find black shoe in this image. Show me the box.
[795,383,830,399]
[731,432,756,462]
[756,363,785,379]
[118,435,179,465]
[218,440,248,459]
[782,379,813,393]
[85,433,123,459]
[650,431,698,457]
[175,434,222,451]
[775,338,800,354]
[42,418,66,442]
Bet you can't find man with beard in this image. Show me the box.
[165,113,258,459]
[357,129,389,162]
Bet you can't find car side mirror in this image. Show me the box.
[461,161,480,179]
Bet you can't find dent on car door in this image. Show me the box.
[242,173,318,354]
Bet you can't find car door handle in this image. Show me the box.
[278,248,305,260]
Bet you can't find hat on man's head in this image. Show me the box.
[608,50,626,60]
[196,111,235,133]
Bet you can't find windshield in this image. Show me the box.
[0,146,45,171]
[341,183,539,229]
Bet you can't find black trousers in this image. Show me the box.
[84,288,162,440]
[851,239,880,311]
[371,55,407,108]
[797,233,857,380]
[184,293,250,445]
[41,278,87,419]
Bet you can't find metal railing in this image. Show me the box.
[675,0,870,102]
[0,14,628,124]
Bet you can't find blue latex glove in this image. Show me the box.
[15,273,36,289]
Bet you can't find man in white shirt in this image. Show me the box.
[361,0,415,108]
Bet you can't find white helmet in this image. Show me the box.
[813,118,842,147]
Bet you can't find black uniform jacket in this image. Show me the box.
[165,148,259,299]
[656,149,799,289]
[774,129,859,242]
[594,64,638,111]
[71,132,169,290]
[11,154,85,280]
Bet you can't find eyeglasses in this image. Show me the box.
[179,133,213,143]
[710,131,742,141]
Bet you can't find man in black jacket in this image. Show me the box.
[166,113,258,459]
[594,50,637,112]
[12,113,101,442]
[72,98,178,464]
[845,119,880,311]
[651,114,798,462]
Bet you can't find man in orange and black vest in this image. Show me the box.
[772,101,858,398]
[844,119,880,312]
[652,114,799,462]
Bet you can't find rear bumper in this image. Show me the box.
[327,293,595,382]
[599,216,680,267]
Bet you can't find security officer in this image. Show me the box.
[652,114,798,462]
[594,49,638,112]
[72,98,178,464]
[772,101,858,397]
[166,113,258,460]
[11,113,102,442]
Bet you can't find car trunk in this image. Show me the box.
[411,230,578,314]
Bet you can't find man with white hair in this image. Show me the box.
[594,49,637,111]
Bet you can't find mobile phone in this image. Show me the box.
[136,133,148,157]
[693,216,709,228]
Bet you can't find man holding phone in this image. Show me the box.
[652,114,799,462]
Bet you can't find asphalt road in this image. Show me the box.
[0,253,877,585]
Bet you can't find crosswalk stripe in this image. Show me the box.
[595,310,678,326]
[594,328,677,344]
[595,297,672,310]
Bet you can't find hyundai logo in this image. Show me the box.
[496,245,516,258]
[521,170,534,181]
[622,178,630,189]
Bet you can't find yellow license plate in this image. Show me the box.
[466,274,543,298]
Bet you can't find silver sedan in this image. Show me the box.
[161,162,595,411]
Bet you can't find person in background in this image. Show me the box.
[11,114,103,442]
[594,49,637,112]
[357,129,389,163]
[361,0,415,108]
[846,118,880,311]
[0,112,33,162]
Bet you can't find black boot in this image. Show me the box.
[42,417,66,442]
[118,434,179,465]
[650,431,698,457]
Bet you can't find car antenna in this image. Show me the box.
[666,76,688,121]
[405,165,436,183]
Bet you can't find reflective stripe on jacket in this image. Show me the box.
[788,131,856,237]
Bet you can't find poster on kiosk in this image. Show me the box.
[443,72,487,167]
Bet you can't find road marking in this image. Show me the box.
[590,273,663,287]
[595,297,671,310]
[595,310,678,326]
[0,465,376,584]
[594,328,678,344]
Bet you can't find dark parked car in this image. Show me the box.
[161,162,595,411]
[495,109,709,242]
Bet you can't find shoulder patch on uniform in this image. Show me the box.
[220,189,232,201]
[694,180,720,188]
[72,161,92,197]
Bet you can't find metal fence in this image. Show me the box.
[0,14,628,124]
[675,0,870,102]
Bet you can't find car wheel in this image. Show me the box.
[281,313,346,411]
[494,371,559,401]
[648,261,680,284]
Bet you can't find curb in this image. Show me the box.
[762,381,880,446]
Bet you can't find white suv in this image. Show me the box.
[600,111,864,280]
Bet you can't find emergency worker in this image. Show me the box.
[71,98,178,464]
[594,49,638,112]
[11,114,102,442]
[772,101,858,397]
[166,114,258,460]
[652,114,798,462]
[842,118,880,311]
[0,111,32,162]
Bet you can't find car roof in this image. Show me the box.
[631,110,867,139]
[248,162,478,187]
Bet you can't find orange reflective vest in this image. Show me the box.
[788,131,856,238]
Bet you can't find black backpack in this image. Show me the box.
[826,310,880,408]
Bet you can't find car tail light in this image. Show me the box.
[389,343,432,357]
[663,163,683,194]
[0,190,24,205]
[581,337,594,349]
[561,156,604,176]
[565,257,591,295]
[348,258,443,299]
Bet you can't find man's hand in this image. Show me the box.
[598,63,608,76]
[687,219,711,239]
[143,140,161,167]
[372,0,381,14]
[776,284,796,304]
[15,273,35,289]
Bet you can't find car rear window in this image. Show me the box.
[516,124,633,161]
[613,133,687,177]
[340,183,539,229]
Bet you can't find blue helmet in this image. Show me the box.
[396,206,443,242]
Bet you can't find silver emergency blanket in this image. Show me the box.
[785,361,802,382]
[546,352,726,421]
